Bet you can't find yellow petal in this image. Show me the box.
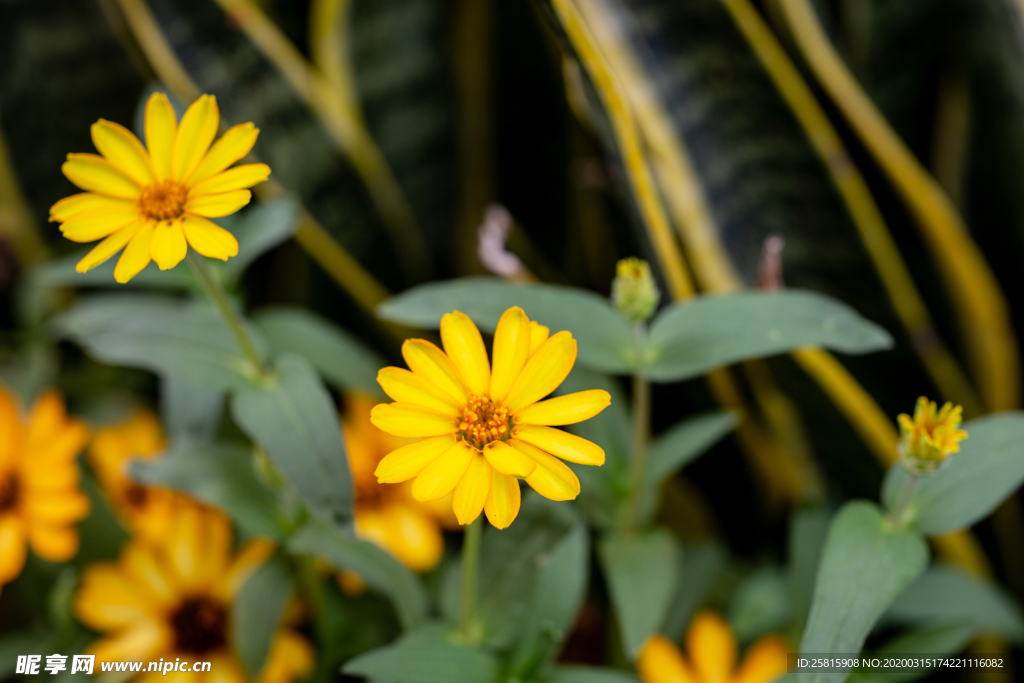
[483,471,520,529]
[75,219,144,273]
[188,122,260,185]
[686,611,737,683]
[371,403,457,438]
[91,119,154,185]
[28,524,78,562]
[375,435,457,483]
[355,502,444,572]
[510,439,581,501]
[637,634,696,683]
[59,205,141,242]
[732,636,788,683]
[190,163,271,195]
[122,543,176,608]
[515,390,611,426]
[182,215,239,260]
[483,440,536,477]
[489,306,532,401]
[85,619,170,663]
[168,504,204,592]
[172,94,219,181]
[73,565,156,629]
[402,339,469,404]
[511,424,604,465]
[411,440,475,502]
[0,515,26,584]
[114,220,156,283]
[150,221,188,270]
[50,192,134,223]
[452,454,491,525]
[440,311,491,396]
[529,321,550,356]
[187,189,251,217]
[145,92,178,180]
[504,331,577,413]
[62,154,140,199]
[377,367,460,415]
[24,492,90,523]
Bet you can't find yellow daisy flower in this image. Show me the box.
[370,306,611,529]
[0,385,90,591]
[638,611,788,683]
[897,396,968,470]
[344,394,457,572]
[75,503,313,683]
[49,92,271,282]
[89,409,179,543]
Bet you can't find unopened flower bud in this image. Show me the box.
[612,257,659,323]
[897,396,967,473]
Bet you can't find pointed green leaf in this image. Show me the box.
[232,553,293,677]
[343,639,499,683]
[647,411,737,485]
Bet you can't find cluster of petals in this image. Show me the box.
[49,92,270,282]
[897,396,968,463]
[370,306,611,529]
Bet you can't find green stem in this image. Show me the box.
[890,470,922,528]
[623,323,651,535]
[459,516,483,643]
[187,252,265,372]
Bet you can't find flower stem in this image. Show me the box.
[458,516,483,643]
[889,471,922,528]
[623,323,651,535]
[187,252,265,373]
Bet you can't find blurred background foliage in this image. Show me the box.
[3,0,1024,679]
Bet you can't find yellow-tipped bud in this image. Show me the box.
[897,396,968,473]
[612,257,660,323]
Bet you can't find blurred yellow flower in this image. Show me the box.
[75,503,313,683]
[49,92,270,282]
[897,396,968,471]
[370,307,610,529]
[0,385,90,591]
[638,611,788,683]
[343,394,457,572]
[88,409,178,543]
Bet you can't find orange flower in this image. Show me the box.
[343,394,455,573]
[88,409,177,542]
[0,385,89,590]
[638,611,788,683]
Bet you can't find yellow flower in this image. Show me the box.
[638,611,788,683]
[75,503,313,683]
[897,396,968,471]
[343,394,457,572]
[0,385,90,590]
[49,92,271,282]
[370,307,610,529]
[89,409,179,543]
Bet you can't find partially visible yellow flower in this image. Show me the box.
[343,394,457,572]
[638,611,788,683]
[89,409,178,542]
[370,306,610,529]
[50,92,271,282]
[897,396,968,472]
[75,503,313,683]
[612,257,660,322]
[0,385,90,590]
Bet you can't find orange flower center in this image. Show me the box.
[171,596,227,654]
[0,473,19,513]
[139,180,188,221]
[459,395,510,449]
[123,482,149,510]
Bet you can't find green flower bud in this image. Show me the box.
[611,257,660,323]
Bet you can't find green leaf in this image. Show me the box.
[230,354,353,527]
[799,501,929,683]
[33,253,194,290]
[378,277,635,374]
[224,196,300,282]
[510,523,590,674]
[232,552,293,678]
[884,565,1024,642]
[287,516,427,629]
[881,413,1024,536]
[599,528,682,659]
[160,379,224,444]
[644,291,892,382]
[52,295,261,390]
[646,411,737,485]
[662,543,727,642]
[854,624,978,683]
[130,442,291,540]
[728,567,790,643]
[343,639,499,683]
[788,507,832,630]
[548,665,643,683]
[251,307,385,397]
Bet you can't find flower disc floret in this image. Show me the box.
[459,395,511,448]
